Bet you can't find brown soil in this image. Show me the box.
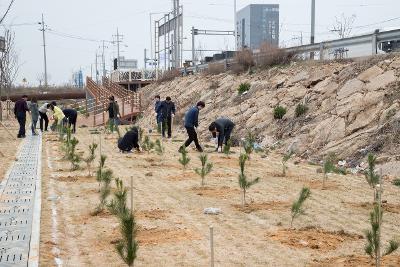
[191,186,240,199]
[232,201,291,213]
[136,228,200,246]
[268,227,363,251]
[136,209,169,220]
[347,202,400,214]
[310,254,400,267]
[0,125,22,182]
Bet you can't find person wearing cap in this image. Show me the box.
[179,101,206,152]
[209,118,235,152]
[158,96,176,138]
[14,95,30,138]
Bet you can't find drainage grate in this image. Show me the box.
[0,134,41,266]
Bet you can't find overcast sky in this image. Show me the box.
[2,0,400,85]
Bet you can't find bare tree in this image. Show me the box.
[0,29,20,96]
[330,14,356,59]
[0,0,16,24]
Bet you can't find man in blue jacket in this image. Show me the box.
[179,101,206,152]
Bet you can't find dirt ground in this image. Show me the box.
[0,120,22,181]
[25,125,400,266]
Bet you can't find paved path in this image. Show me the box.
[0,133,42,266]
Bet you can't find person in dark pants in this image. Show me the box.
[157,96,176,138]
[29,98,40,135]
[107,96,120,132]
[14,95,30,138]
[179,101,205,152]
[38,102,50,131]
[154,95,162,132]
[63,108,78,133]
[209,118,235,152]
[118,127,140,153]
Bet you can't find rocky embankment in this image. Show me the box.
[140,54,400,169]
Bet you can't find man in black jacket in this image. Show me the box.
[158,96,176,138]
[107,96,120,132]
[63,108,78,133]
[208,118,235,152]
[118,127,140,153]
[14,95,30,138]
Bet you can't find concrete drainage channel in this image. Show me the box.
[0,133,42,266]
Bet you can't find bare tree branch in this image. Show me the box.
[0,0,16,25]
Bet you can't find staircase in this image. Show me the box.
[76,77,141,127]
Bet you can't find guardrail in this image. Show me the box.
[182,28,400,74]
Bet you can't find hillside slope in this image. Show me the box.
[140,54,400,166]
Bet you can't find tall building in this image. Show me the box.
[236,4,279,50]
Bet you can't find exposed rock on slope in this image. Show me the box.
[140,54,400,164]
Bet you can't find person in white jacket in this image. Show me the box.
[38,102,50,131]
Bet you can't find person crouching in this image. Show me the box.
[118,127,140,153]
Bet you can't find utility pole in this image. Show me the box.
[113,28,123,69]
[144,49,147,70]
[39,14,48,87]
[234,0,237,51]
[310,0,316,59]
[95,53,99,84]
[191,27,196,66]
[101,40,106,80]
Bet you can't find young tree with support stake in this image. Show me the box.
[195,153,213,187]
[238,153,259,207]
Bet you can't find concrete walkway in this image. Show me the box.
[0,133,42,266]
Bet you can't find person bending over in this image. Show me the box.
[49,104,65,131]
[38,102,50,131]
[63,108,78,133]
[179,101,205,153]
[118,127,140,153]
[209,118,235,152]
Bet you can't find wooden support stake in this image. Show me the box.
[130,176,134,214]
[210,226,214,267]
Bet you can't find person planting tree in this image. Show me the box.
[63,108,78,133]
[118,127,140,153]
[208,118,235,153]
[179,101,206,153]
[49,103,65,131]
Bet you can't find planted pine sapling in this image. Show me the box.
[282,151,294,177]
[61,126,73,159]
[238,153,260,207]
[223,140,232,157]
[365,153,380,202]
[323,157,335,189]
[243,131,256,159]
[84,143,98,176]
[290,187,311,228]
[141,136,154,153]
[67,137,81,171]
[115,212,139,267]
[108,178,128,218]
[364,203,399,266]
[178,147,191,170]
[195,154,213,187]
[155,139,165,155]
[392,179,400,187]
[96,155,107,185]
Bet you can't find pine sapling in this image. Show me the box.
[282,151,294,177]
[142,136,154,153]
[365,153,380,202]
[108,178,128,218]
[195,153,213,187]
[392,179,400,187]
[96,155,107,184]
[364,204,399,266]
[238,153,260,207]
[84,143,98,176]
[178,147,191,170]
[323,157,335,189]
[223,140,232,157]
[67,137,81,171]
[61,126,73,159]
[243,131,256,159]
[115,212,139,267]
[290,187,311,228]
[155,139,165,155]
